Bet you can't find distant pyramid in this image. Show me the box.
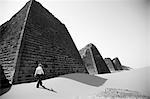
[121,65,132,70]
[112,57,123,70]
[104,58,115,72]
[104,58,132,72]
[0,0,87,84]
[79,43,110,74]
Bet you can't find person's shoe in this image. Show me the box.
[36,86,39,88]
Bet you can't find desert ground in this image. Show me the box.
[1,67,150,99]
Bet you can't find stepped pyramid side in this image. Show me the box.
[0,0,87,84]
[0,1,31,83]
[104,58,115,72]
[80,43,110,74]
[113,57,123,70]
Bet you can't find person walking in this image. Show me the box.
[34,63,45,88]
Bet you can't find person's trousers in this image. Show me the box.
[36,74,44,88]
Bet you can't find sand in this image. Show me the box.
[1,67,150,99]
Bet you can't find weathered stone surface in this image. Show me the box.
[104,58,115,72]
[79,43,110,74]
[0,0,87,84]
[112,57,123,70]
[0,1,30,83]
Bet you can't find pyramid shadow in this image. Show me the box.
[0,85,12,96]
[61,73,107,87]
[0,66,12,96]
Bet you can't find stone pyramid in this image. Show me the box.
[79,43,110,74]
[113,57,123,70]
[0,0,87,84]
[104,58,115,72]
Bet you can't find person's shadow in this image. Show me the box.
[39,86,57,93]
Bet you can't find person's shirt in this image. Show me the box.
[34,66,44,76]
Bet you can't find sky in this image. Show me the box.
[0,0,149,68]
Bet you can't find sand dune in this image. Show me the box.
[1,67,150,99]
[97,66,150,96]
[1,74,104,99]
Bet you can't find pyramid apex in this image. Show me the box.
[29,0,35,5]
[30,0,35,3]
